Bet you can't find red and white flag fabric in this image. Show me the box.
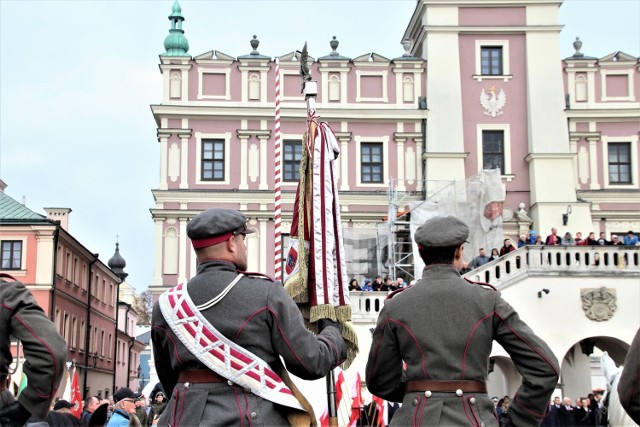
[319,368,353,426]
[61,368,71,401]
[283,110,358,367]
[371,395,387,427]
[70,367,82,418]
[348,373,363,427]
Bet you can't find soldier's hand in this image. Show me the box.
[0,401,31,427]
[317,318,342,334]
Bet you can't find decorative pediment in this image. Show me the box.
[599,51,637,63]
[193,50,235,61]
[353,52,391,63]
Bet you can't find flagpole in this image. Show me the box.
[300,42,338,427]
[273,57,283,282]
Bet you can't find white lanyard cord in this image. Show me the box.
[195,274,244,311]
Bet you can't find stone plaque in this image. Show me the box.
[581,287,617,322]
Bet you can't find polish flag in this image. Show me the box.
[372,395,387,427]
[70,367,82,418]
[348,373,363,427]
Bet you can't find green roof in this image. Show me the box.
[0,191,47,221]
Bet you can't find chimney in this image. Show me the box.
[44,207,72,231]
[0,179,6,193]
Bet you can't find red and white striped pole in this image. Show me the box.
[273,58,283,281]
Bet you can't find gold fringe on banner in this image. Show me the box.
[284,134,358,370]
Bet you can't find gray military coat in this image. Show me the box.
[151,260,346,427]
[0,277,67,418]
[366,265,559,427]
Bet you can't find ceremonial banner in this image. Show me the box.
[283,115,358,368]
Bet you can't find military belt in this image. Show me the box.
[405,379,487,394]
[178,370,226,384]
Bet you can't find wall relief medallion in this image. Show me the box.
[480,86,506,117]
[581,287,617,321]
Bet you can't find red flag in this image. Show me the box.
[372,395,386,427]
[70,367,82,418]
[348,373,363,427]
[319,409,329,427]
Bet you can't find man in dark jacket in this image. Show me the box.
[151,208,346,426]
[366,216,559,426]
[0,273,67,427]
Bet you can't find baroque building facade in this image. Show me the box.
[0,181,145,399]
[148,0,639,414]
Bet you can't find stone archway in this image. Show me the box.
[558,336,630,400]
[487,355,521,399]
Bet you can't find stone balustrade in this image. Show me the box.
[464,245,640,289]
[348,245,640,321]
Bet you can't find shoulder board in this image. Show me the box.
[386,285,413,300]
[0,273,18,282]
[239,271,275,282]
[464,278,497,291]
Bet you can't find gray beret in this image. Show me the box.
[187,208,254,249]
[414,216,469,248]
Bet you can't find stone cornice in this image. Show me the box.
[422,152,469,159]
[157,128,193,139]
[236,129,271,139]
[151,104,429,120]
[565,109,640,119]
[525,153,576,162]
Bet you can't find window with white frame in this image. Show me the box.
[608,143,631,184]
[283,141,302,182]
[1,240,22,270]
[202,139,225,181]
[477,124,512,177]
[361,143,384,183]
[475,40,510,81]
[482,131,505,174]
[481,47,503,76]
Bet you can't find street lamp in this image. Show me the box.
[92,352,99,368]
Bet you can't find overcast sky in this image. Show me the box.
[1,0,638,291]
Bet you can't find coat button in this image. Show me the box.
[412,398,419,406]
[227,380,234,386]
[456,389,463,396]
[469,397,476,404]
[424,391,432,398]
[481,423,485,427]
[250,412,257,420]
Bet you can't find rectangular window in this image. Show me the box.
[283,141,302,182]
[201,139,225,181]
[1,240,22,270]
[481,47,503,75]
[482,130,505,174]
[361,143,383,183]
[608,143,631,184]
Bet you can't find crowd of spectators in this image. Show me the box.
[462,229,639,273]
[541,392,608,427]
[492,391,608,427]
[348,275,411,292]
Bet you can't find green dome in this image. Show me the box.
[162,1,190,57]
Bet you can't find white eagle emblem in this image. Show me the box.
[480,86,506,117]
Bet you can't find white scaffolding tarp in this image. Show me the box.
[410,170,505,278]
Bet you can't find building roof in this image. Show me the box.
[0,191,48,221]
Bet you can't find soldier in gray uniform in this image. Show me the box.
[151,208,346,426]
[0,273,67,427]
[366,216,559,427]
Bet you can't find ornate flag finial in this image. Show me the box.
[300,42,312,93]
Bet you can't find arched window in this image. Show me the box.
[329,75,340,101]
[164,227,178,274]
[575,74,587,102]
[403,75,414,102]
[249,73,260,100]
[170,71,181,99]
